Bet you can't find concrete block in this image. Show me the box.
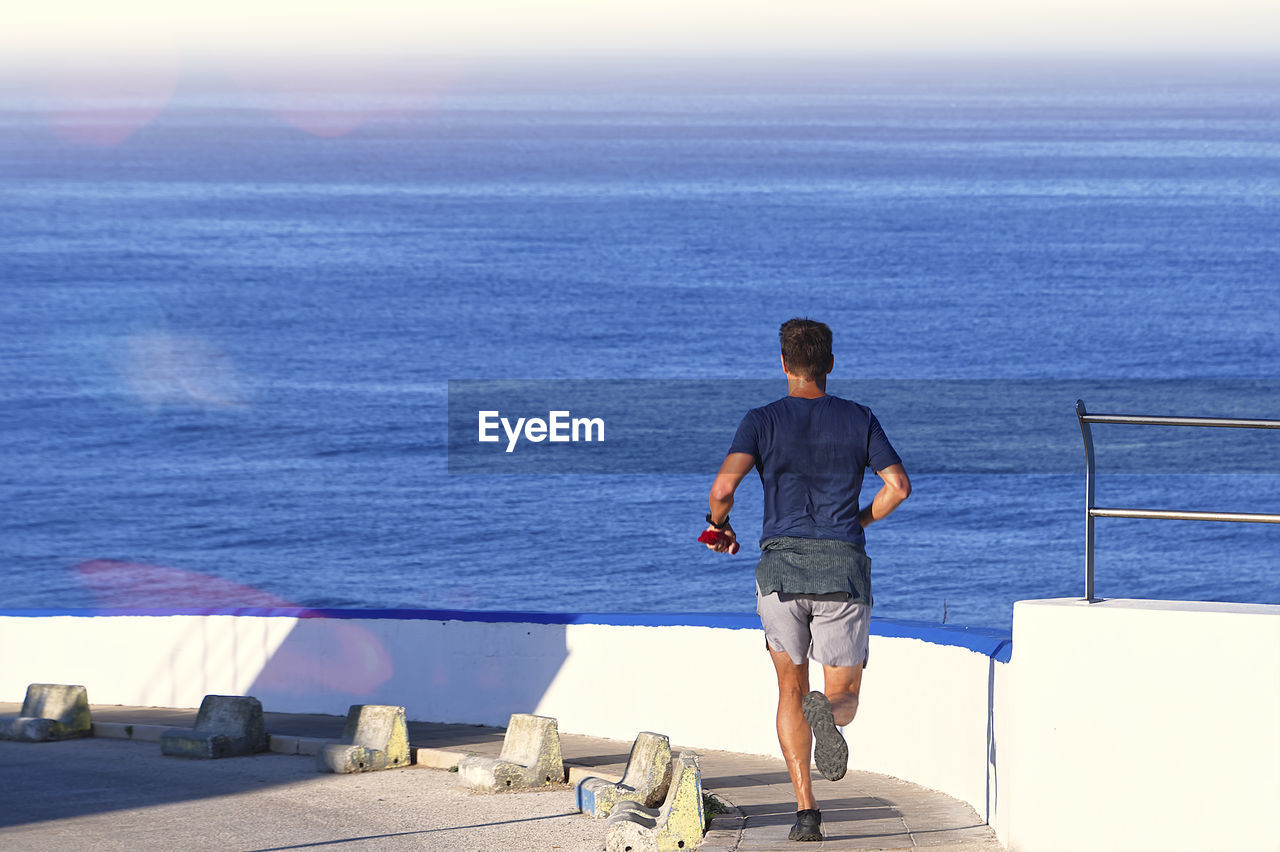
[0,717,55,741]
[296,737,327,757]
[605,751,704,852]
[568,765,622,787]
[0,684,92,742]
[128,724,167,743]
[577,731,673,818]
[317,704,411,773]
[457,713,564,792]
[160,694,268,759]
[92,722,168,742]
[415,747,470,771]
[269,734,300,755]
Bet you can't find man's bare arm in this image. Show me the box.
[857,463,911,528]
[709,452,754,523]
[705,452,755,553]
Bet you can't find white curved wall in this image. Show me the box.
[0,610,1001,825]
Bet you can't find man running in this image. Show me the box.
[703,318,911,842]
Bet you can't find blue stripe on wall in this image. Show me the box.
[0,607,1012,661]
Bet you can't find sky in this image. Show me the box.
[3,0,1279,65]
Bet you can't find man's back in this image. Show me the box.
[728,394,901,546]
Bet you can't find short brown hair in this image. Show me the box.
[779,318,833,381]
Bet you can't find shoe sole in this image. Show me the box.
[801,690,848,782]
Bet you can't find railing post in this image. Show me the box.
[1076,400,1097,602]
[1073,402,1277,602]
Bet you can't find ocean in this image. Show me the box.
[2,57,1278,629]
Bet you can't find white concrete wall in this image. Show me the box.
[0,611,999,824]
[1004,598,1280,852]
[0,615,297,709]
[854,637,1000,820]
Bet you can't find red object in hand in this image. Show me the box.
[700,528,740,553]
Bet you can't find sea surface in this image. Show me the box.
[2,58,1278,629]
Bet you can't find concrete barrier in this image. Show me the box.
[0,683,92,742]
[577,731,673,818]
[458,713,564,792]
[317,704,411,773]
[605,751,704,852]
[160,694,268,759]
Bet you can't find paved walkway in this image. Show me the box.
[0,703,1002,851]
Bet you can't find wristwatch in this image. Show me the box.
[705,512,730,530]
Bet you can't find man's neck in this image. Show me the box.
[787,375,827,399]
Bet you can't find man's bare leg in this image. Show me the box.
[769,647,818,810]
[822,662,864,726]
[800,660,864,783]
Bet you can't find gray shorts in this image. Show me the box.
[756,589,870,668]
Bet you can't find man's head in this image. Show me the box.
[779,318,833,381]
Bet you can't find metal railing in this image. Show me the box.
[1075,399,1280,602]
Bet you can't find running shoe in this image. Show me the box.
[801,690,848,781]
[788,808,823,841]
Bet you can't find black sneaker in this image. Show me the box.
[788,808,823,841]
[801,690,848,782]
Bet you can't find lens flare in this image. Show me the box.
[76,559,394,694]
[110,332,246,408]
[40,52,181,147]
[221,54,451,138]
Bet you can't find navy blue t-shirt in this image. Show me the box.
[727,394,901,547]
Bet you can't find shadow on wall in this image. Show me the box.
[0,564,576,830]
[75,560,572,726]
[247,612,572,727]
[986,656,998,827]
